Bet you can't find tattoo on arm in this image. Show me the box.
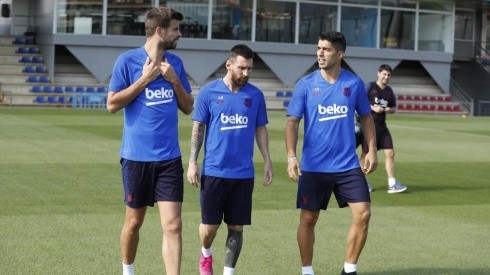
[189,122,205,162]
[287,116,301,124]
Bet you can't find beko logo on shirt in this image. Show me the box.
[220,113,248,130]
[145,87,174,106]
[317,104,348,121]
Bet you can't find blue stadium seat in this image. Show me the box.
[58,96,66,104]
[276,91,285,97]
[23,66,35,73]
[39,76,50,83]
[28,47,40,54]
[64,86,74,93]
[35,66,46,73]
[34,96,46,103]
[96,86,107,93]
[16,47,28,54]
[32,56,43,63]
[19,56,32,63]
[26,76,38,83]
[13,37,26,44]
[54,86,64,93]
[285,91,293,97]
[42,86,53,93]
[85,86,96,93]
[31,86,42,93]
[75,86,85,93]
[47,96,58,103]
[283,101,290,108]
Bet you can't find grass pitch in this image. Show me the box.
[0,107,489,274]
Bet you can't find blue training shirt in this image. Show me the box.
[109,47,192,161]
[287,69,371,173]
[192,79,268,178]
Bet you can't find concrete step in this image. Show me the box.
[390,75,436,86]
[391,84,442,95]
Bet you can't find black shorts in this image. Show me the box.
[200,175,254,225]
[297,168,370,210]
[362,126,393,152]
[121,157,184,208]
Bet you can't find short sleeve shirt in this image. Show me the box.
[366,82,396,128]
[108,47,192,161]
[287,69,371,173]
[192,79,268,178]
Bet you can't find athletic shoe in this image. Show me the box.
[340,269,357,275]
[387,182,408,193]
[199,254,213,275]
[367,183,373,192]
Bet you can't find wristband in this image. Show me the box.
[287,156,297,163]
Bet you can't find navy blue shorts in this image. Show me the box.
[121,157,184,208]
[200,175,254,225]
[297,168,370,210]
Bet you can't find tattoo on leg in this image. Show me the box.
[224,229,243,268]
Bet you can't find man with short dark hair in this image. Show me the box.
[361,64,408,194]
[187,44,273,275]
[107,6,194,275]
[286,31,377,275]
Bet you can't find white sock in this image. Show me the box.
[344,262,357,273]
[302,266,314,275]
[122,263,134,275]
[388,178,396,187]
[223,266,235,275]
[201,246,213,258]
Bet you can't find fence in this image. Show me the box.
[478,101,490,116]
[449,79,474,115]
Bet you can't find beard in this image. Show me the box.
[162,39,178,50]
[231,72,249,87]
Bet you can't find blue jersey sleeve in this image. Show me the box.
[286,78,307,118]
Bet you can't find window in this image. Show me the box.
[56,0,103,34]
[299,3,338,44]
[256,1,296,43]
[341,6,377,48]
[165,0,208,38]
[212,0,253,40]
[454,10,474,41]
[107,0,152,36]
[380,9,415,50]
[418,12,453,52]
[381,0,416,8]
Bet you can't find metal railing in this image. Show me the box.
[449,79,474,115]
[473,42,490,70]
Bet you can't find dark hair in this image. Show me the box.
[318,31,346,52]
[229,44,254,60]
[145,7,183,36]
[378,64,393,73]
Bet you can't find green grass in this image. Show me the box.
[0,107,489,274]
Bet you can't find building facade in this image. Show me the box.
[5,0,490,96]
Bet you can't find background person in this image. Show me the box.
[106,7,194,275]
[187,44,273,275]
[361,64,407,194]
[285,31,377,275]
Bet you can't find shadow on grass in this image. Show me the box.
[364,267,489,275]
[406,185,489,192]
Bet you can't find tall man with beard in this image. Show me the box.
[107,7,194,275]
[285,31,378,275]
[187,44,274,275]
